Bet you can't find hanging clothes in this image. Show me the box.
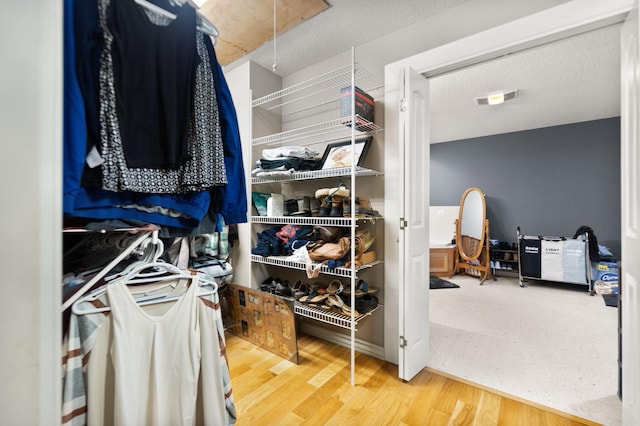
[206,41,247,226]
[63,0,247,229]
[64,0,213,225]
[108,0,197,169]
[98,0,227,193]
[61,277,236,425]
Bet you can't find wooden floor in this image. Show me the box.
[225,333,601,426]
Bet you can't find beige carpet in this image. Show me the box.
[429,274,620,425]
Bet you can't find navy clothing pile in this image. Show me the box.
[252,226,314,257]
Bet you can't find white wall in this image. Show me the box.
[223,62,253,288]
[224,61,283,288]
[0,0,62,424]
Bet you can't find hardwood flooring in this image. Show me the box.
[226,333,601,426]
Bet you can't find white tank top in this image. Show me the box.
[107,276,201,425]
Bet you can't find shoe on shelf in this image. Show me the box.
[310,198,321,216]
[326,279,344,295]
[342,279,378,297]
[325,294,359,317]
[329,201,343,217]
[299,289,329,304]
[292,281,310,300]
[259,276,274,292]
[343,196,380,218]
[354,230,375,254]
[355,294,378,314]
[275,280,292,297]
[315,184,350,217]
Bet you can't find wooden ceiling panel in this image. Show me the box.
[200,0,330,65]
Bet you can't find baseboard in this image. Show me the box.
[299,321,385,360]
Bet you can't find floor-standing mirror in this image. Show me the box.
[455,187,491,284]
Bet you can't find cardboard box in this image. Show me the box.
[361,250,377,265]
[340,86,374,131]
[225,284,299,363]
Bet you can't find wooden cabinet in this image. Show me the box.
[430,246,456,278]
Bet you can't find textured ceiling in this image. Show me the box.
[429,23,622,143]
[209,0,621,143]
[216,0,468,76]
[199,0,329,67]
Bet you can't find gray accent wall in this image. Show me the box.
[430,117,621,258]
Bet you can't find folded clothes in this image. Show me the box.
[252,164,291,176]
[254,169,295,178]
[260,157,320,171]
[261,146,319,160]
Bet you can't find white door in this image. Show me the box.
[621,2,640,424]
[398,67,430,381]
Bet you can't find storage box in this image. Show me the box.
[225,284,299,363]
[340,86,374,131]
[361,250,377,265]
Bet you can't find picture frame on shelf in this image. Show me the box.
[319,136,372,170]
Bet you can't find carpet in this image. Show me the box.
[429,276,460,289]
[429,275,620,425]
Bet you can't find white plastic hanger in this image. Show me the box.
[134,0,218,39]
[134,0,176,19]
[61,231,154,312]
[72,261,218,315]
[103,234,165,283]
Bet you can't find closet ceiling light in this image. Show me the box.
[475,89,518,106]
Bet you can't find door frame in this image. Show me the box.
[384,0,634,391]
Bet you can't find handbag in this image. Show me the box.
[312,225,348,243]
[307,236,350,261]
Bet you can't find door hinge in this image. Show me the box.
[400,97,407,112]
[399,336,407,348]
[400,217,408,230]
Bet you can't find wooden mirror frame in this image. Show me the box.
[454,187,492,284]
[456,187,486,261]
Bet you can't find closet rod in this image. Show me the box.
[61,231,153,312]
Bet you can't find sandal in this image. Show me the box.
[292,281,310,300]
[342,279,378,297]
[326,294,359,317]
[299,289,328,304]
[326,279,344,295]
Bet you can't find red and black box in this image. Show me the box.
[340,86,375,131]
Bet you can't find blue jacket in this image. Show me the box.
[206,37,247,225]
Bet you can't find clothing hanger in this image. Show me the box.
[103,234,165,282]
[181,0,219,37]
[61,231,154,312]
[133,0,219,39]
[197,16,218,38]
[72,262,218,315]
[134,0,177,19]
